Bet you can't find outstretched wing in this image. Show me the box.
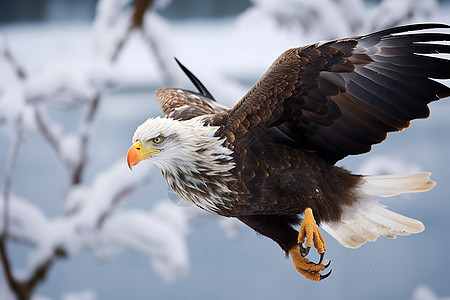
[221,23,450,164]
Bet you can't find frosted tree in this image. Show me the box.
[238,0,439,40]
[0,0,208,299]
[367,0,439,31]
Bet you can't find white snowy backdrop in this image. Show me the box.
[0,0,449,299]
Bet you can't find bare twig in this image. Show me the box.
[2,247,67,300]
[110,0,154,63]
[0,33,28,300]
[131,0,154,29]
[72,93,101,185]
[0,116,22,242]
[21,247,67,299]
[96,185,136,229]
[110,25,133,63]
[140,26,176,85]
[34,108,63,157]
[0,115,24,298]
[132,0,176,85]
[1,39,27,79]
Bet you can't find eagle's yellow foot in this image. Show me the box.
[298,207,326,264]
[289,245,332,281]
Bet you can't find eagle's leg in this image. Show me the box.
[237,215,331,282]
[298,207,326,263]
[289,245,331,281]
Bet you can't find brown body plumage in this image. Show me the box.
[128,23,450,280]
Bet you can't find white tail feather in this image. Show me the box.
[360,172,436,197]
[322,173,434,249]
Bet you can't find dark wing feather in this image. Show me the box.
[220,23,450,164]
[155,88,228,121]
[174,58,216,100]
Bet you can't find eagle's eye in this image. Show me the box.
[152,136,163,144]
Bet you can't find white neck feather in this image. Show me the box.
[155,117,233,175]
[133,116,236,212]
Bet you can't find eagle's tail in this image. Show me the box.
[321,172,435,249]
[358,172,436,197]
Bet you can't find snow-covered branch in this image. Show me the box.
[368,0,439,31]
[239,0,439,40]
[0,35,26,80]
[0,0,200,299]
[0,116,24,299]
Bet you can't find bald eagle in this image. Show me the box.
[127,24,450,281]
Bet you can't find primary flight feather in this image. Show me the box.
[127,23,450,281]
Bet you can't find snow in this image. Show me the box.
[412,285,450,300]
[91,0,134,61]
[241,0,352,40]
[24,60,113,106]
[32,296,53,300]
[0,194,50,247]
[217,217,244,240]
[98,206,190,281]
[0,78,26,129]
[357,155,423,175]
[64,159,153,223]
[369,0,439,30]
[0,159,194,284]
[61,290,97,300]
[60,134,82,168]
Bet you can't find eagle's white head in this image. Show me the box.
[127,116,236,212]
[127,116,233,176]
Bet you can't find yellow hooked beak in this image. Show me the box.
[127,141,160,170]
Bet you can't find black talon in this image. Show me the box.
[304,247,311,257]
[316,252,325,265]
[298,243,305,254]
[298,243,310,257]
[324,260,331,269]
[320,269,332,281]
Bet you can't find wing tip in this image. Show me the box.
[174,57,215,101]
[361,23,450,42]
